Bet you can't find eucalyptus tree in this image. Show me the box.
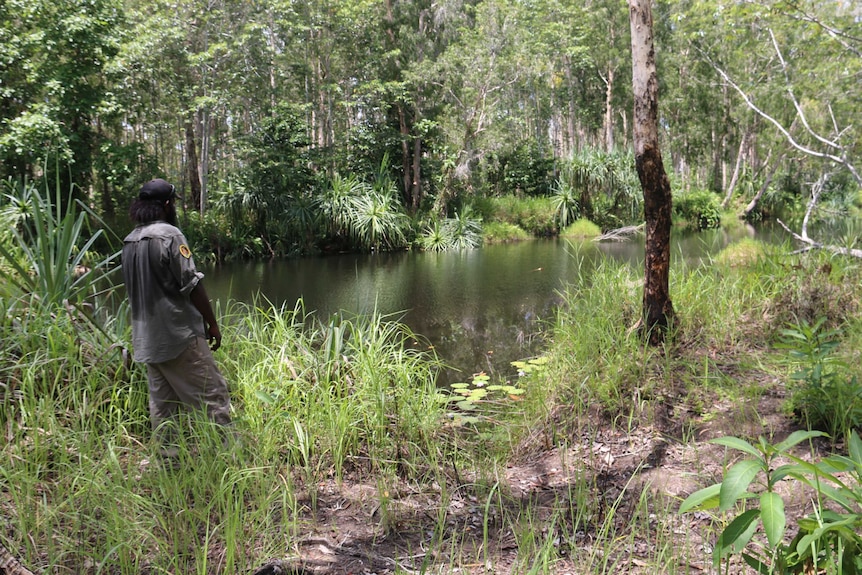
[669,1,862,215]
[583,0,634,153]
[630,0,674,344]
[119,0,279,213]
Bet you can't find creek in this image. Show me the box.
[202,223,781,385]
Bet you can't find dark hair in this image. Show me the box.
[129,198,168,224]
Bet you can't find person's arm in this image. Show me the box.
[190,282,222,351]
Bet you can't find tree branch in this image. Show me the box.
[708,57,862,187]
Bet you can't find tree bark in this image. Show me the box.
[722,130,748,208]
[629,0,674,344]
[184,120,202,211]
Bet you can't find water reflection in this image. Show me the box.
[202,225,770,385]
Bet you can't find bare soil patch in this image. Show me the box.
[252,381,832,575]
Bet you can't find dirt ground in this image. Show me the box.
[249,381,833,575]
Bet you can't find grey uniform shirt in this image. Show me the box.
[122,221,205,363]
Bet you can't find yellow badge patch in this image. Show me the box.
[179,244,192,259]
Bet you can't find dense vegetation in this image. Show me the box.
[2,183,862,572]
[2,1,861,258]
[3,0,862,572]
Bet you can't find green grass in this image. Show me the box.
[482,221,531,243]
[560,218,602,239]
[3,188,862,573]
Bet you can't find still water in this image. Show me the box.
[202,225,765,384]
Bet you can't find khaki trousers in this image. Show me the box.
[146,336,232,436]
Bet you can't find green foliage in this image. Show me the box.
[777,318,862,442]
[182,208,267,262]
[714,237,769,268]
[560,218,602,239]
[551,179,579,229]
[680,431,862,575]
[231,302,444,478]
[674,189,722,230]
[487,195,558,237]
[482,221,530,243]
[487,142,555,197]
[0,180,120,310]
[559,148,641,230]
[419,208,484,251]
[0,0,122,191]
[225,103,316,244]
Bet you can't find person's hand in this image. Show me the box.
[207,324,222,352]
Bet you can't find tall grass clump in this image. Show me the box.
[225,298,446,482]
[486,195,558,237]
[531,240,862,426]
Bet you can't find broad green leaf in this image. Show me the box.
[850,431,862,467]
[759,492,786,548]
[741,552,772,575]
[774,430,827,452]
[711,436,761,458]
[720,459,763,511]
[714,509,760,567]
[679,483,721,513]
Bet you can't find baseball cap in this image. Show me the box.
[139,178,181,201]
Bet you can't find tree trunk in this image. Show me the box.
[743,151,783,218]
[412,127,422,213]
[629,0,674,344]
[198,108,210,214]
[603,65,615,152]
[722,131,748,208]
[185,120,201,211]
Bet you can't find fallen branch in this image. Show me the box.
[594,223,644,242]
[775,218,862,259]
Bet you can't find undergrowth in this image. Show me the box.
[2,187,862,573]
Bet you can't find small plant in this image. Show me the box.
[680,430,862,575]
[777,317,862,442]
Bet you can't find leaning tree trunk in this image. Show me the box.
[629,0,674,344]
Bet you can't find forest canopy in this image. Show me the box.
[1,0,860,258]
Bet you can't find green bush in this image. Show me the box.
[482,221,530,243]
[560,218,601,239]
[777,317,862,442]
[487,195,557,237]
[681,431,862,575]
[674,189,721,230]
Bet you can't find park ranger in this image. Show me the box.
[122,178,232,460]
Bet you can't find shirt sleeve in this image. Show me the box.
[165,232,204,296]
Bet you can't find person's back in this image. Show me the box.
[122,178,232,462]
[123,220,205,364]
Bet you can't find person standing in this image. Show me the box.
[122,178,231,457]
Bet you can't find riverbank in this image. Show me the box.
[2,237,861,573]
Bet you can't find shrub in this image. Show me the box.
[560,218,601,239]
[777,318,862,442]
[674,189,721,230]
[482,221,530,243]
[680,431,862,575]
[487,195,557,237]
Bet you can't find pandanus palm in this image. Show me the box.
[0,181,120,310]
